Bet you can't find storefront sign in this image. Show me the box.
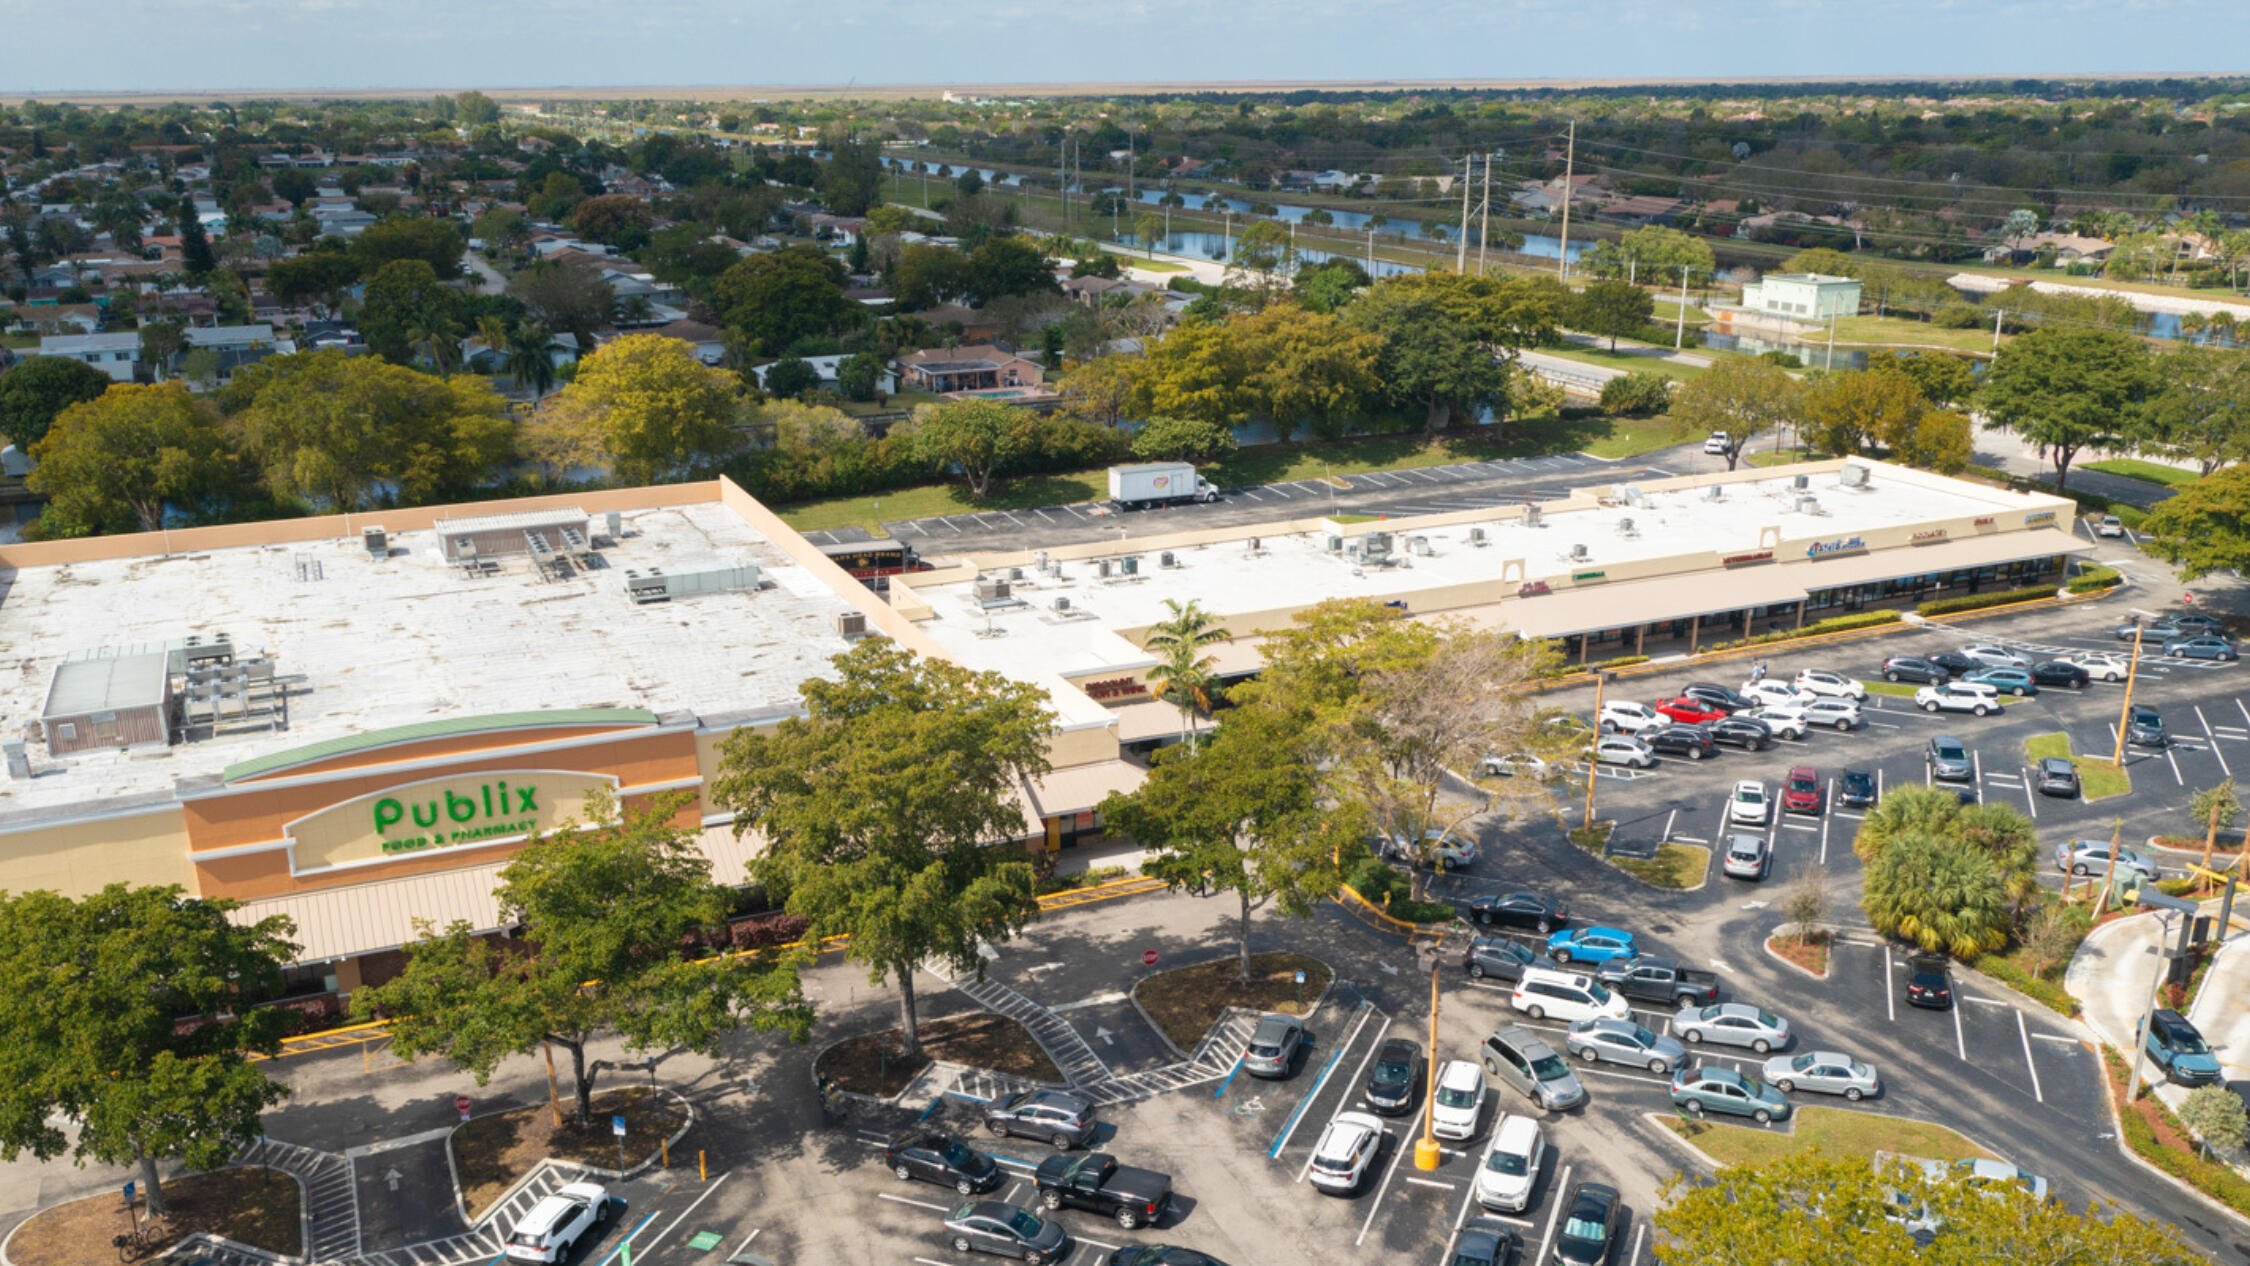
[2024,511,2057,528]
[283,770,617,873]
[1910,529,1948,544]
[1804,536,1868,559]
[1571,570,1607,582]
[1083,676,1149,701]
[1722,551,1774,567]
[1972,516,1995,527]
[1517,580,1552,597]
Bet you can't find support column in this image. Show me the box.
[1578,635,1590,666]
[1635,625,1646,656]
[1795,603,1807,630]
[1688,614,1701,654]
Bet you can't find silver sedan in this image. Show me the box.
[1673,1002,1792,1053]
[1762,1051,1880,1101]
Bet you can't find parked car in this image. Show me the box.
[2167,635,2239,661]
[1781,765,1822,815]
[1740,679,1814,708]
[1110,1250,1229,1266]
[1481,1025,1586,1112]
[1670,1066,1791,1124]
[1702,431,1730,455]
[2146,1010,2224,1085]
[1565,1017,1687,1074]
[1511,966,1631,1024]
[1793,669,1866,700]
[1461,891,1568,934]
[2119,615,2222,643]
[1598,701,1666,735]
[1645,724,1717,761]
[1763,1051,1880,1101]
[1925,736,1974,781]
[1904,954,1953,1010]
[1674,1002,1792,1053]
[1449,1222,1518,1266]
[1364,1037,1424,1116]
[1654,695,1728,725]
[1948,1158,2050,1203]
[2126,705,2170,747]
[1241,1014,1305,1079]
[2061,650,2130,681]
[1379,829,1477,871]
[1593,956,1721,1007]
[1722,832,1771,880]
[1960,644,2030,670]
[1591,734,1656,768]
[1474,1114,1547,1213]
[1032,1152,1172,1230]
[1681,681,1754,712]
[985,1090,1098,1149]
[1708,714,1777,751]
[1745,704,1809,739]
[1838,768,1878,809]
[1463,936,1541,984]
[1306,1112,1386,1195]
[1431,1059,1488,1141]
[1926,650,1980,678]
[1915,682,2000,716]
[1802,698,1866,732]
[2031,660,2091,690]
[1965,667,2038,696]
[1546,926,1637,965]
[1729,779,1771,825]
[887,1131,1003,1196]
[943,1200,1071,1263]
[1551,1183,1623,1266]
[1479,753,1555,780]
[2054,840,2160,883]
[2034,757,2080,798]
[2095,514,2125,538]
[1880,656,1949,685]
[505,1182,612,1266]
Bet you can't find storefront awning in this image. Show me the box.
[1011,759,1148,837]
[1775,528,2088,590]
[1202,637,1269,678]
[1109,698,1217,744]
[1464,567,1816,641]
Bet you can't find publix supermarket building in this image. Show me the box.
[0,459,2085,1007]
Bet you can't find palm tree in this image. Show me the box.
[1862,832,2012,958]
[1849,783,1963,865]
[508,322,558,399]
[1143,598,1233,751]
[476,315,511,374]
[410,313,460,377]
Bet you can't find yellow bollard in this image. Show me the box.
[661,1137,669,1169]
[698,1150,707,1182]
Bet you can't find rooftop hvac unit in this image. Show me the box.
[1246,536,1263,554]
[1705,484,1725,501]
[624,562,762,604]
[1621,484,1646,507]
[833,611,868,637]
[363,526,388,559]
[624,569,671,604]
[973,576,1013,603]
[1035,550,1050,572]
[1839,463,1872,488]
[1008,567,1024,581]
[1408,535,1432,556]
[1793,474,1811,491]
[1798,495,1826,515]
[1160,551,1177,568]
[1325,535,1343,553]
[1523,505,1544,527]
[604,510,624,540]
[1053,596,1072,612]
[1568,543,1591,561]
[3,741,27,781]
[1121,555,1140,575]
[1096,559,1113,579]
[1618,518,1637,537]
[1361,531,1394,563]
[1468,527,1487,546]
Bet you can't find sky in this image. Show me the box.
[4,0,2249,95]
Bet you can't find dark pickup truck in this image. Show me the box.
[1033,1152,1173,1230]
[1593,956,1720,1007]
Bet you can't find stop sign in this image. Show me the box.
[1141,949,1158,967]
[2183,592,2197,606]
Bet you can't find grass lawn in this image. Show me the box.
[1134,951,1331,1052]
[9,1167,304,1266]
[2083,458,2197,488]
[1746,448,1826,468]
[1861,678,2025,707]
[453,1085,688,1219]
[1827,314,2000,356]
[1611,842,1708,890]
[1576,412,1697,460]
[1118,255,1189,274]
[1538,343,1710,382]
[1664,1107,1995,1169]
[2024,732,2131,800]
[816,1011,1064,1100]
[777,473,1110,535]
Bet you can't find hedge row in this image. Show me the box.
[2104,1048,2250,1218]
[1972,953,2079,1017]
[729,412,1130,507]
[2068,564,2124,595]
[1917,586,2054,617]
[1707,608,1903,652]
[1345,856,1459,923]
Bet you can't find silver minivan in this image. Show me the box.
[1481,1024,1587,1112]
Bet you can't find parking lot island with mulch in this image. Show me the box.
[6,1166,303,1266]
[1133,951,1333,1053]
[452,1085,689,1220]
[816,1011,1065,1099]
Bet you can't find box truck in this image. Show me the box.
[1108,462,1218,509]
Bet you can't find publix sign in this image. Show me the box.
[284,770,617,874]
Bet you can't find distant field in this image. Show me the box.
[2083,459,2196,488]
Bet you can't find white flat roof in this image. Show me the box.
[0,502,861,818]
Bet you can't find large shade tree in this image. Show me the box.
[712,639,1055,1058]
[1978,326,2154,491]
[2142,465,2250,579]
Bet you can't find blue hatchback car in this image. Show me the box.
[2147,1009,2224,1085]
[1546,926,1637,965]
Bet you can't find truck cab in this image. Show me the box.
[1032,1152,1174,1229]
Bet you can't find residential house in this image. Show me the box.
[37,331,143,381]
[16,304,103,336]
[748,352,896,395]
[1604,195,1688,226]
[894,344,1045,395]
[918,303,1002,342]
[650,319,728,366]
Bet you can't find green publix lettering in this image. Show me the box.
[372,780,540,839]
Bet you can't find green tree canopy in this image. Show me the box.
[1866,350,1978,410]
[909,398,1024,500]
[1863,830,2013,956]
[1130,415,1239,464]
[2134,345,2250,477]
[1345,283,1510,433]
[0,885,297,1213]
[1667,355,1802,470]
[359,257,461,365]
[712,246,856,355]
[1570,278,1656,351]
[26,382,227,536]
[507,261,616,349]
[354,794,806,1123]
[351,215,465,279]
[226,350,515,511]
[541,333,740,485]
[964,235,1056,304]
[1801,367,1927,457]
[2141,464,2250,579]
[820,134,886,217]
[0,354,110,451]
[711,639,1055,1057]
[1978,327,2154,491]
[265,245,362,309]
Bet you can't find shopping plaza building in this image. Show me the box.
[0,458,2085,1001]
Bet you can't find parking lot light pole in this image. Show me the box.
[1415,964,1442,1171]
[1584,672,1609,832]
[2113,620,2145,767]
[2127,908,2183,1101]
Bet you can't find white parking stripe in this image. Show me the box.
[1952,994,1967,1061]
[1536,1164,1573,1264]
[2017,1009,2044,1103]
[2019,768,2037,819]
[878,1193,953,1212]
[2199,706,2233,778]
[1884,950,1896,1023]
[1628,1224,1647,1266]
[1451,1149,1485,1232]
[1356,1105,1424,1245]
[1297,1022,1393,1184]
[1405,1177,1456,1190]
[2168,748,2185,786]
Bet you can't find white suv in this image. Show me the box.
[2062,651,2129,682]
[1802,698,1865,732]
[1511,967,1631,1024]
[1703,431,1731,455]
[506,1182,611,1265]
[1729,780,1770,825]
[1475,1114,1546,1212]
[1599,701,1665,735]
[1792,669,1866,700]
[1308,1112,1387,1194]
[1740,680,1814,708]
[1745,704,1809,740]
[1430,1059,1487,1141]
[1915,682,2000,716]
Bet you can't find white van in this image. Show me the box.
[1510,966,1631,1023]
[506,1182,611,1265]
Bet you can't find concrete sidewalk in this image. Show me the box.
[2189,934,2250,1086]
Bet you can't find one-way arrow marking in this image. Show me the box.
[1093,1026,1115,1046]
[383,1167,402,1192]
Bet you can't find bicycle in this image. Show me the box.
[113,1224,159,1264]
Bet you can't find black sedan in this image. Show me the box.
[1462,935,1540,984]
[1553,1183,1622,1266]
[2031,660,2090,690]
[1707,715,1775,752]
[886,1131,1003,1196]
[1679,682,1753,714]
[1905,956,1953,1010]
[1838,768,1878,809]
[1461,891,1568,934]
[1364,1038,1424,1116]
[1879,656,1949,685]
[1646,724,1717,760]
[1927,650,1980,678]
[1111,1251,1230,1266]
[1450,1222,1519,1266]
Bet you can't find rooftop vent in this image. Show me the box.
[1159,551,1178,568]
[1839,463,1872,488]
[1325,535,1343,553]
[1120,555,1140,576]
[1617,518,1637,537]
[973,575,1013,604]
[1621,484,1646,507]
[1793,474,1811,491]
[3,741,28,781]
[1797,495,1826,515]
[1096,559,1113,579]
[1523,505,1544,528]
[834,611,868,638]
[604,510,624,542]
[362,526,388,560]
[1705,484,1725,501]
[1246,536,1265,555]
[1568,543,1591,562]
[1408,535,1432,556]
[1468,527,1488,546]
[1053,596,1072,612]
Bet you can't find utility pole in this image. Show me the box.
[2126,909,2181,1101]
[1676,265,1690,350]
[1126,127,1134,205]
[1826,312,1837,371]
[1477,152,1493,275]
[1456,153,1472,273]
[1413,964,1442,1171]
[1992,307,2005,357]
[1584,672,1608,832]
[1367,227,1375,274]
[2114,620,2145,766]
[1556,120,1576,281]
